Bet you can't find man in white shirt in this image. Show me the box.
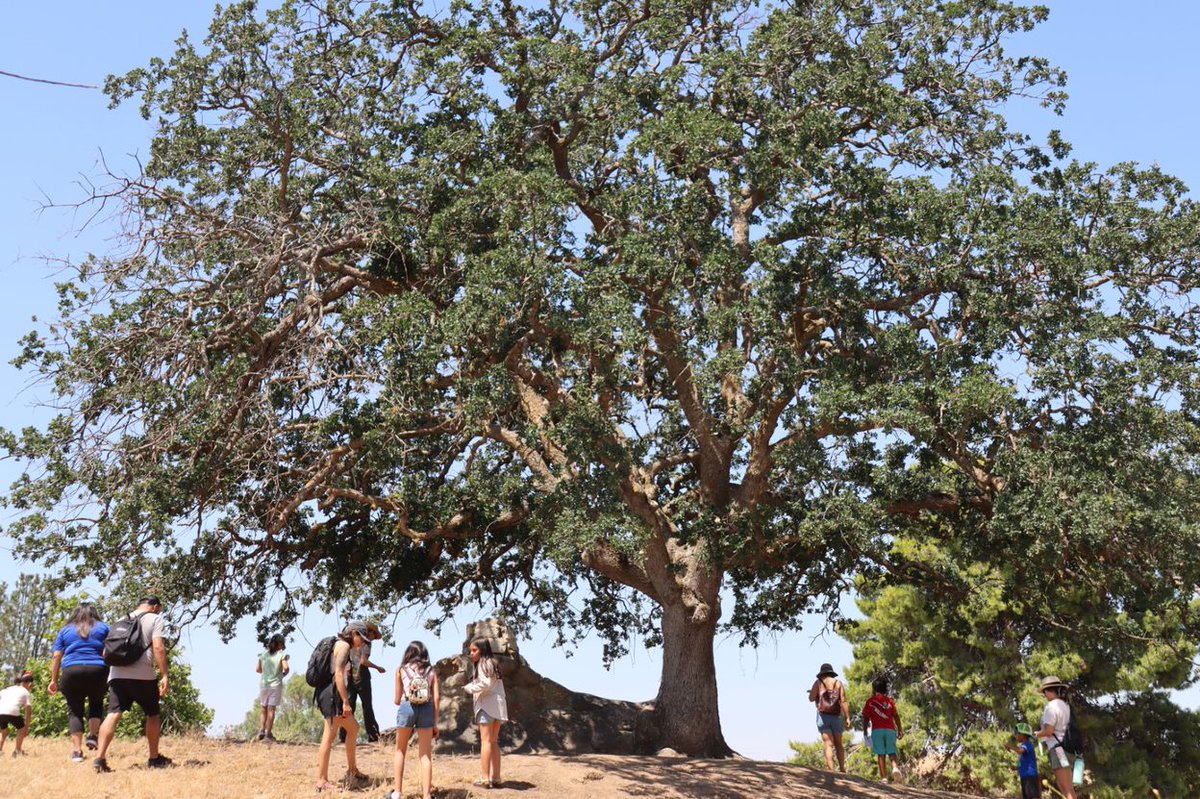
[0,672,35,756]
[1035,676,1077,799]
[94,595,171,773]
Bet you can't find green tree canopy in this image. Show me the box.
[3,0,1198,755]
[0,575,57,678]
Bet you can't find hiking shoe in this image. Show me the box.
[85,735,98,750]
[343,769,370,789]
[94,757,113,773]
[71,750,85,763]
[257,730,266,741]
[265,732,277,742]
[147,754,174,769]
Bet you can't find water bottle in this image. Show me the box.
[1072,755,1085,786]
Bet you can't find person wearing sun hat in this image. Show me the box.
[1004,721,1041,798]
[807,662,851,772]
[1035,676,1076,799]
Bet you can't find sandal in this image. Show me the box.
[472,778,493,788]
[315,781,337,793]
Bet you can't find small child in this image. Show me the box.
[1004,722,1042,798]
[0,672,35,757]
[862,676,904,781]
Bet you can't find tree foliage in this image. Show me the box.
[3,0,1199,755]
[838,533,1200,798]
[0,575,57,678]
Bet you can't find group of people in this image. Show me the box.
[810,664,1083,798]
[808,663,903,781]
[300,621,509,797]
[0,596,512,799]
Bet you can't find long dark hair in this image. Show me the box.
[267,634,286,654]
[471,636,501,681]
[67,603,103,640]
[401,641,431,671]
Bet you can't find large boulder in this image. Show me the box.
[432,619,658,754]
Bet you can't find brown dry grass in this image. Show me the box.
[3,735,983,799]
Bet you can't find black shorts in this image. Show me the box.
[107,678,160,717]
[1021,774,1043,799]
[316,682,345,720]
[0,714,25,730]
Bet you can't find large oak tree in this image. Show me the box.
[4,0,1198,755]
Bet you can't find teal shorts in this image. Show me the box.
[871,728,898,756]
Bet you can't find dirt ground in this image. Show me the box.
[2,736,984,799]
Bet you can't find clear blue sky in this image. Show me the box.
[1,1,1198,761]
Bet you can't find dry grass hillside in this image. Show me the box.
[2,735,988,799]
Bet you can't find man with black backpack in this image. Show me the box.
[93,595,172,774]
[1035,676,1080,799]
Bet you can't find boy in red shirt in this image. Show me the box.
[862,676,904,781]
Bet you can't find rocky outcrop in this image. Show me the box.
[432,619,658,754]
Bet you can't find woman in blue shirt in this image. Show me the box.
[48,603,109,763]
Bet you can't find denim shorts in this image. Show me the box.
[396,700,435,729]
[476,708,501,725]
[816,713,845,736]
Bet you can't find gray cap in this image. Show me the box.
[343,620,369,638]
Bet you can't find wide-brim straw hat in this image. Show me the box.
[1040,676,1069,692]
[817,663,837,678]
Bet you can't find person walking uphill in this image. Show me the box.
[862,676,904,782]
[93,595,172,773]
[314,621,371,793]
[48,602,110,763]
[808,663,851,773]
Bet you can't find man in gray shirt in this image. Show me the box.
[94,595,171,773]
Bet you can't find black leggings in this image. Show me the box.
[60,664,109,734]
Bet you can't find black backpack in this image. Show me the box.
[305,636,339,690]
[103,612,150,666]
[1057,706,1085,756]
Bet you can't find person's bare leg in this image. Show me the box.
[488,722,503,783]
[145,714,162,759]
[13,726,28,753]
[393,726,413,796]
[418,727,434,798]
[259,704,268,735]
[95,711,121,760]
[833,733,846,772]
[1055,767,1076,799]
[479,723,494,781]
[265,705,278,736]
[820,731,835,770]
[317,717,337,787]
[344,716,360,773]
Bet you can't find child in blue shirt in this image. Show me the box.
[1004,722,1041,798]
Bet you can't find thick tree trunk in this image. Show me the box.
[651,602,733,757]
